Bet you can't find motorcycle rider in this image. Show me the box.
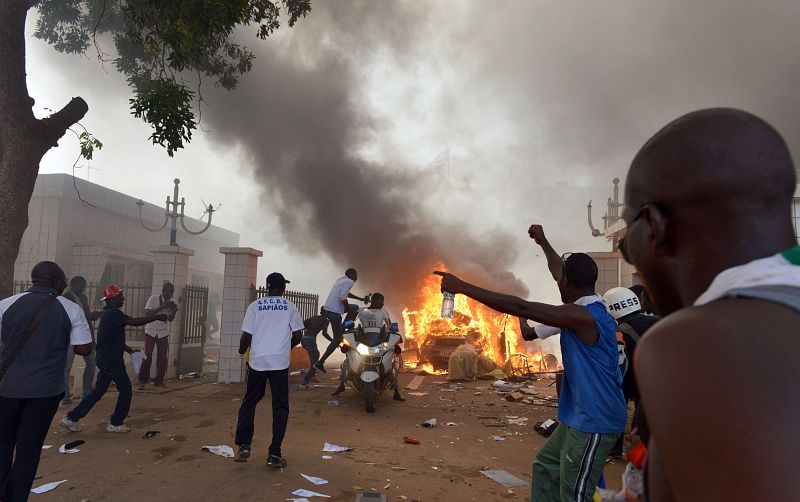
[332,293,405,401]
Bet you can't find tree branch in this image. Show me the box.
[39,97,89,146]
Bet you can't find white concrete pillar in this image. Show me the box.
[218,247,262,383]
[149,245,194,380]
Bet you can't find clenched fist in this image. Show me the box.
[528,224,547,245]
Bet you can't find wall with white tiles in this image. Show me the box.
[218,247,262,383]
[14,174,238,291]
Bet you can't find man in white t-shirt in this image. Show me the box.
[137,282,177,389]
[234,272,304,468]
[314,268,369,372]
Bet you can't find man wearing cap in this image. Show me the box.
[234,273,304,468]
[61,285,167,433]
[138,282,177,389]
[435,225,626,502]
[0,262,92,501]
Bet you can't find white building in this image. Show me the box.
[14,174,239,294]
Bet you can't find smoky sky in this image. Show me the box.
[28,0,800,307]
[200,0,800,306]
[201,1,530,306]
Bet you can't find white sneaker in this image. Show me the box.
[60,416,81,432]
[106,423,131,433]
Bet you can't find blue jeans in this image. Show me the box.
[63,349,96,401]
[317,310,343,365]
[300,337,320,385]
[67,363,131,426]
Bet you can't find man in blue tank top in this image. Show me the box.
[435,225,626,502]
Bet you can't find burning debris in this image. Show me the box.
[401,268,558,376]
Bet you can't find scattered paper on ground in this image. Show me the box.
[286,498,311,502]
[59,444,79,454]
[201,445,234,458]
[541,418,556,429]
[406,375,425,390]
[30,480,67,494]
[480,470,528,488]
[292,488,330,498]
[407,392,428,396]
[301,473,328,485]
[321,455,333,460]
[322,442,351,453]
[41,445,52,449]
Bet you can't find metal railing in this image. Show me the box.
[12,281,154,341]
[180,285,209,345]
[250,286,319,321]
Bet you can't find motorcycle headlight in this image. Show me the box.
[356,343,371,356]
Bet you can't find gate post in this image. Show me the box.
[218,247,263,383]
[149,245,194,381]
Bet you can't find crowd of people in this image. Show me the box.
[1,108,799,502]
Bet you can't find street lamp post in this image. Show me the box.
[137,178,215,245]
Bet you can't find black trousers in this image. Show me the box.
[234,367,289,457]
[0,394,62,502]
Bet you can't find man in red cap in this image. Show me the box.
[61,285,167,433]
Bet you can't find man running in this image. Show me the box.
[234,273,304,468]
[298,308,331,390]
[61,285,166,433]
[621,108,800,501]
[435,225,626,502]
[314,268,369,372]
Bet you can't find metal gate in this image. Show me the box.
[251,286,319,320]
[178,285,208,374]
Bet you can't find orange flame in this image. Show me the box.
[401,265,530,370]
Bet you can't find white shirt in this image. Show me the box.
[144,294,173,338]
[323,276,355,315]
[527,294,605,339]
[694,252,800,306]
[241,295,304,371]
[357,308,391,334]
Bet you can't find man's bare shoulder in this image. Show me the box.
[637,298,799,366]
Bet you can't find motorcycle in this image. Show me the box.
[339,320,402,413]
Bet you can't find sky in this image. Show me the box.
[25,0,800,317]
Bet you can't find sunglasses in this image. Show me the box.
[618,206,646,264]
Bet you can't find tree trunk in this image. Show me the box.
[0,0,88,299]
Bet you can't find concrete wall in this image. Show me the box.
[14,174,238,292]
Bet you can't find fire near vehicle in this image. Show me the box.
[340,321,403,413]
[419,335,484,371]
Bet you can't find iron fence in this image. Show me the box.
[180,285,209,345]
[251,286,319,321]
[12,281,154,341]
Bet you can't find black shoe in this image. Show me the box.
[331,384,345,396]
[234,445,251,463]
[393,392,406,402]
[313,362,327,374]
[267,454,286,468]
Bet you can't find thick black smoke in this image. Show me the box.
[202,2,529,307]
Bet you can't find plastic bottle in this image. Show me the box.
[441,292,455,318]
